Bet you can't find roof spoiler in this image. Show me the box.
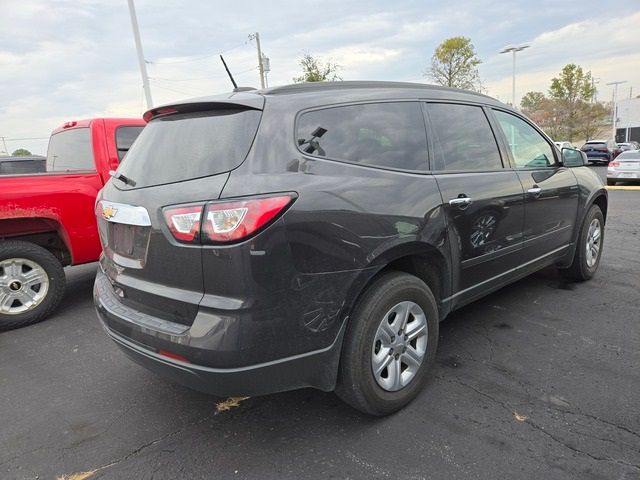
[143,94,264,122]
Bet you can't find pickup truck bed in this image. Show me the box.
[0,118,145,329]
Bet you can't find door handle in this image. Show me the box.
[449,197,473,208]
[527,186,542,197]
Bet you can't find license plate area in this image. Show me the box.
[106,222,151,268]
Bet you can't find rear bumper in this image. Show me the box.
[102,323,344,396]
[584,152,610,162]
[94,270,345,396]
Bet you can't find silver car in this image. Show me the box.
[607,150,640,185]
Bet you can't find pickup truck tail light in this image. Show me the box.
[609,161,620,168]
[163,194,295,244]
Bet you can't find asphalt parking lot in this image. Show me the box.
[1,167,639,480]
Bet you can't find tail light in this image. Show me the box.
[163,193,295,244]
[163,205,202,242]
[609,161,620,168]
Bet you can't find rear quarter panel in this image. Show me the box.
[0,173,104,264]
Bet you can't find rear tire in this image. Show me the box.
[0,241,66,330]
[559,205,604,282]
[607,179,616,186]
[335,271,439,416]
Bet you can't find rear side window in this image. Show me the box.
[117,109,261,188]
[427,103,503,171]
[116,126,145,162]
[0,160,45,175]
[296,102,428,171]
[493,110,555,169]
[46,128,94,172]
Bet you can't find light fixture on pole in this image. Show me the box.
[606,80,627,142]
[499,44,529,108]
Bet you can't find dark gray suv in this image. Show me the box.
[94,82,607,415]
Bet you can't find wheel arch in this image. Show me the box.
[0,218,71,266]
[343,242,452,327]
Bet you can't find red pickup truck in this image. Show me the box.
[0,118,145,329]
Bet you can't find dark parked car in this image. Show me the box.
[0,155,45,175]
[581,139,617,164]
[94,82,607,416]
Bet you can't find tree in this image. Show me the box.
[11,148,31,156]
[577,102,609,141]
[520,91,546,113]
[293,54,342,83]
[548,64,596,141]
[426,36,482,92]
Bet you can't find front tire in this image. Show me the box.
[336,271,439,416]
[559,205,604,282]
[0,241,66,330]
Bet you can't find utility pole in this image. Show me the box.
[0,137,8,156]
[607,80,626,142]
[591,77,600,103]
[127,0,153,109]
[249,32,265,89]
[499,44,529,108]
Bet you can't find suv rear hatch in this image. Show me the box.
[97,97,263,327]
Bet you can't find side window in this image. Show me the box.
[493,110,556,169]
[115,126,145,162]
[46,128,94,172]
[427,103,503,171]
[296,102,428,171]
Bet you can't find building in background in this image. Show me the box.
[616,97,640,143]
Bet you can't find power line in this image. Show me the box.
[148,67,257,83]
[146,41,250,65]
[2,136,49,141]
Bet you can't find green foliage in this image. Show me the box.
[520,91,546,112]
[549,64,595,105]
[11,148,32,156]
[519,66,609,142]
[548,64,597,140]
[293,54,342,83]
[427,36,482,92]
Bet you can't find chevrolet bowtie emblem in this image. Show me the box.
[102,205,118,220]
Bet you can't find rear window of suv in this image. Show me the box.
[116,108,262,188]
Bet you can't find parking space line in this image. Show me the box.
[606,185,640,191]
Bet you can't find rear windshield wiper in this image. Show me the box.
[109,170,137,187]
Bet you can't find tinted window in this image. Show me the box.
[0,160,45,175]
[297,102,428,171]
[428,103,502,171]
[116,126,145,162]
[117,109,261,188]
[494,110,555,169]
[46,128,94,172]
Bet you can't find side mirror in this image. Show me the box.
[562,147,585,167]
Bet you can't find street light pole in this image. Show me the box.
[127,0,153,109]
[606,80,627,142]
[499,44,529,108]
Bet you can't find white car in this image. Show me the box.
[554,141,574,150]
[607,150,640,185]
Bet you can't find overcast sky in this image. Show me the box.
[1,0,639,155]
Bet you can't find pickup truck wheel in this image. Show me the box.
[559,204,604,282]
[0,241,66,330]
[336,271,438,416]
[606,179,616,186]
